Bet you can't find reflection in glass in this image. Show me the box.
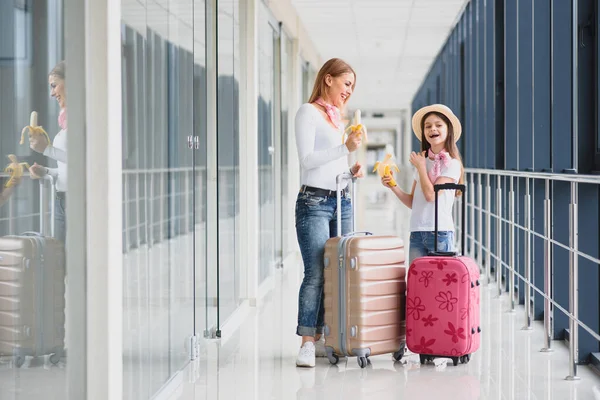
[121,1,198,397]
[0,1,68,397]
[258,5,276,284]
[218,0,242,322]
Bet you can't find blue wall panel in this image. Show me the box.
[550,0,573,345]
[532,0,551,316]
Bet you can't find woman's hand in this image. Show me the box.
[29,163,48,179]
[350,161,364,178]
[345,129,363,152]
[409,151,427,171]
[29,134,50,154]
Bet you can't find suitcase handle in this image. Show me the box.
[336,172,357,237]
[343,231,373,237]
[432,183,467,256]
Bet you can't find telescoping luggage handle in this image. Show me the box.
[336,172,372,238]
[432,183,467,257]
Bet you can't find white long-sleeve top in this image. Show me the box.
[295,103,350,191]
[44,129,67,192]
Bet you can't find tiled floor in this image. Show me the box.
[175,263,600,400]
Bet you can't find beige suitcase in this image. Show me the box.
[0,178,65,367]
[323,173,407,368]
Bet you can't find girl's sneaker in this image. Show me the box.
[296,342,316,367]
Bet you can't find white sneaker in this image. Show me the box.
[314,337,327,357]
[296,342,316,368]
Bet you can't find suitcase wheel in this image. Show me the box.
[327,353,339,365]
[357,356,369,368]
[419,354,431,365]
[393,348,405,362]
[49,353,61,365]
[459,354,471,364]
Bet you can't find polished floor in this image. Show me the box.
[174,262,600,400]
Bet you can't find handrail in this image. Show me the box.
[465,167,600,184]
[463,168,600,381]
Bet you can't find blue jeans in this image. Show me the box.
[295,190,352,337]
[54,195,66,246]
[408,231,455,266]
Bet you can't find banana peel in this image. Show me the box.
[373,153,400,187]
[20,111,51,147]
[4,154,30,188]
[342,109,368,144]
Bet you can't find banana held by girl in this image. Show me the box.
[4,154,30,188]
[373,153,400,187]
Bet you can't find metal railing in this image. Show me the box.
[457,168,600,381]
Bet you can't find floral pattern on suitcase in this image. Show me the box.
[406,255,480,364]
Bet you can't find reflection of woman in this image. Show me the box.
[28,61,67,244]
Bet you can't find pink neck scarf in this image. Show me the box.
[58,108,67,130]
[428,148,450,183]
[314,97,342,130]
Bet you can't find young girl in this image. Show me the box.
[381,104,464,266]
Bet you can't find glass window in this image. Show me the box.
[257,5,277,283]
[0,0,75,396]
[121,1,199,398]
[217,0,242,321]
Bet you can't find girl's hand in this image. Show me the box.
[350,161,364,178]
[381,171,395,189]
[410,151,427,171]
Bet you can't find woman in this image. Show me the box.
[294,58,365,367]
[29,61,67,245]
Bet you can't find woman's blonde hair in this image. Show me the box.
[420,111,465,197]
[308,58,356,105]
[50,60,66,80]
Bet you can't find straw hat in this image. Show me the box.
[412,104,462,142]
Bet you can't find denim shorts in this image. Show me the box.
[295,190,352,337]
[408,231,455,266]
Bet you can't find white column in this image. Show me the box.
[239,0,260,305]
[83,0,123,398]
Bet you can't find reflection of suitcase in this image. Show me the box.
[323,172,407,369]
[406,183,480,366]
[0,177,65,367]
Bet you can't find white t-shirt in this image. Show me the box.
[410,157,462,232]
[44,129,67,192]
[295,103,350,191]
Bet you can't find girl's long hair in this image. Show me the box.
[308,58,356,107]
[420,111,464,196]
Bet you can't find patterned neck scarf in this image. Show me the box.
[58,108,67,130]
[314,97,342,130]
[428,148,450,183]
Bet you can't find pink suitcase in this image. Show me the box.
[406,183,480,366]
[323,173,407,369]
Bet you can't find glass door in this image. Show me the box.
[195,0,213,338]
[121,0,196,397]
[257,4,281,283]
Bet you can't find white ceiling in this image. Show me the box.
[290,0,468,112]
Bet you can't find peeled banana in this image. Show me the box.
[343,109,368,144]
[373,153,400,187]
[20,111,51,147]
[4,154,30,188]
